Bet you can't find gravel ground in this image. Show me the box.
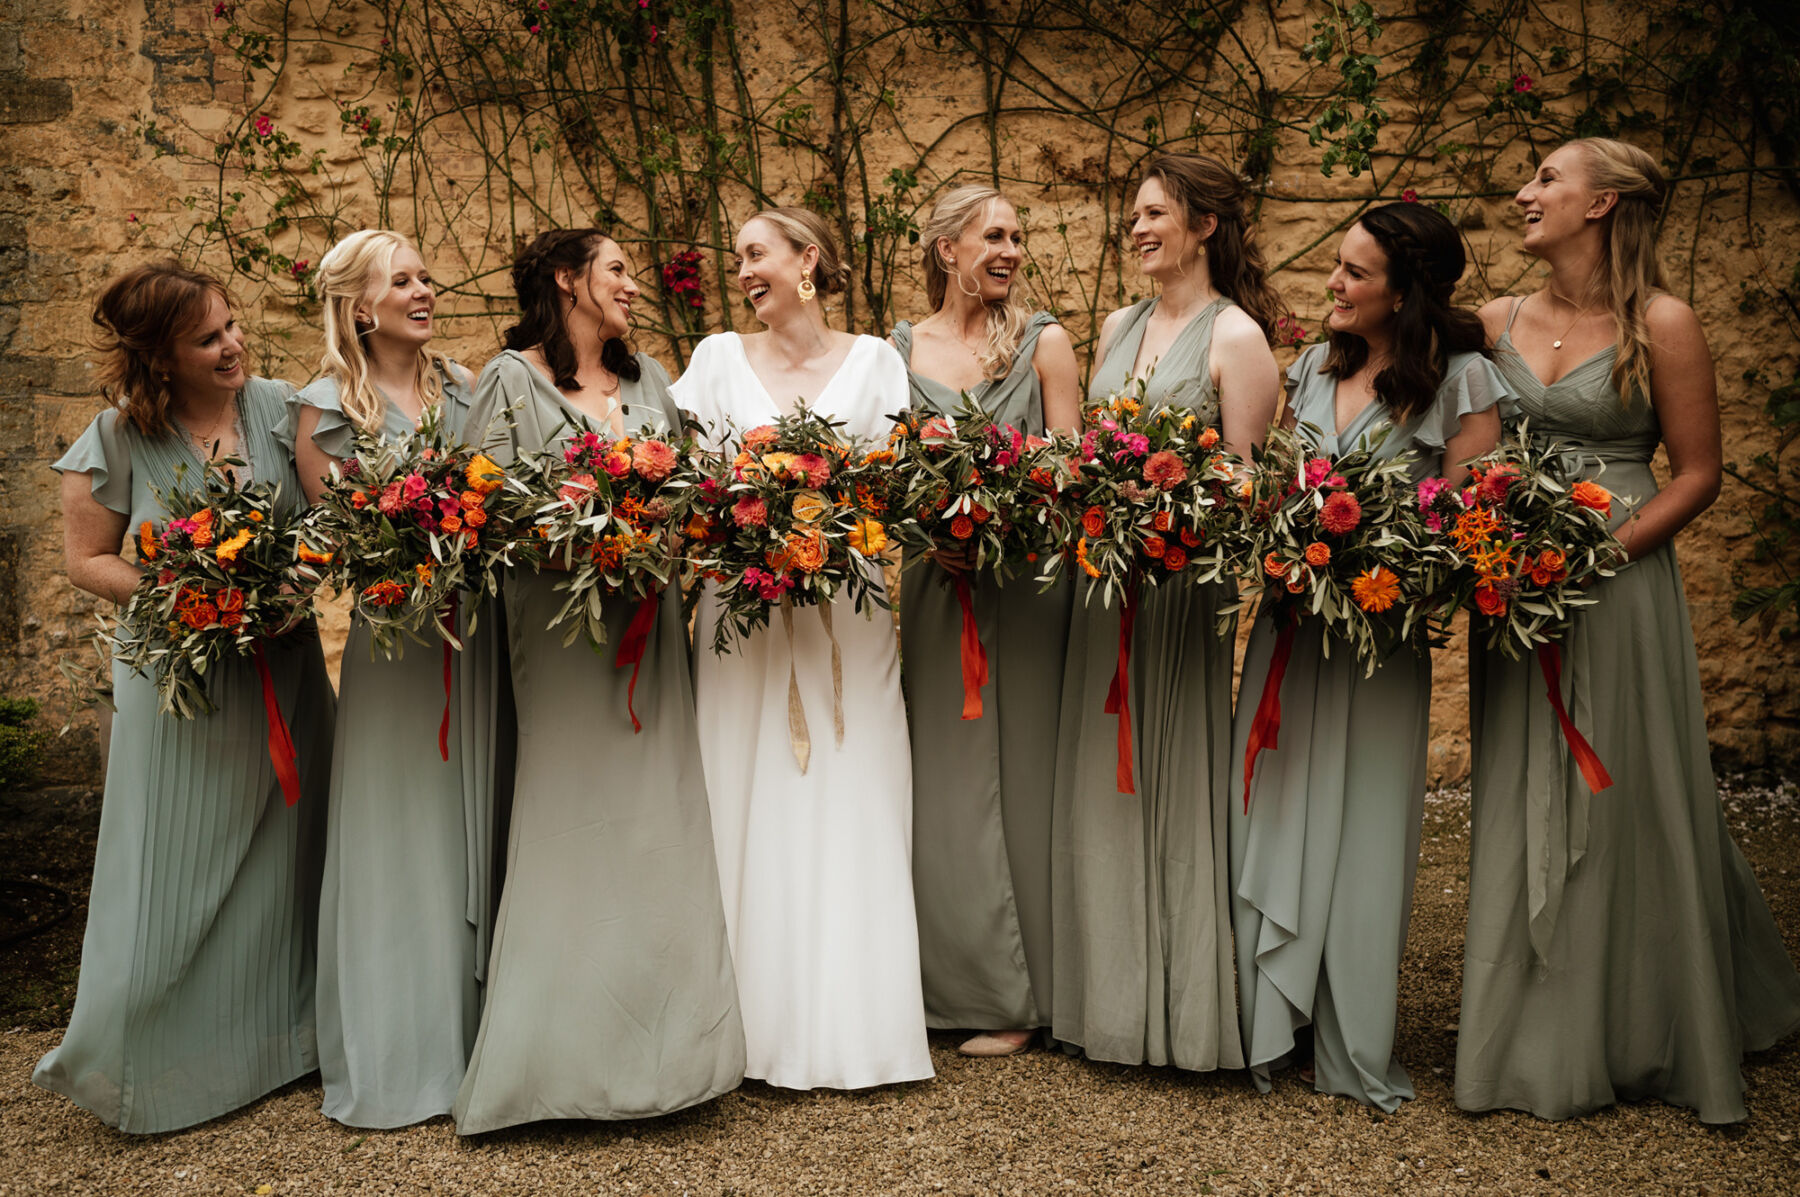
[3,780,1799,1195]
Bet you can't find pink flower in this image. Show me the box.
[1143,450,1187,491]
[632,439,677,482]
[528,23,541,34]
[698,477,724,502]
[402,473,429,502]
[601,449,632,478]
[919,416,955,442]
[1416,476,1449,510]
[732,495,768,527]
[1111,431,1150,458]
[1319,491,1363,535]
[1513,73,1532,93]
[1303,457,1336,488]
[379,479,406,517]
[559,472,599,504]
[1401,187,1418,203]
[290,259,310,277]
[126,213,138,224]
[253,114,273,138]
[1478,465,1518,504]
[793,452,830,487]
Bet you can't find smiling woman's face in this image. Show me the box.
[734,217,815,324]
[163,290,246,403]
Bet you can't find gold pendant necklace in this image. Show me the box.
[1545,287,1597,351]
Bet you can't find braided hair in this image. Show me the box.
[505,228,640,389]
[1321,202,1487,422]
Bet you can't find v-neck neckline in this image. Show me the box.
[1498,330,1616,392]
[170,390,250,479]
[731,332,864,416]
[512,349,632,438]
[1124,295,1227,384]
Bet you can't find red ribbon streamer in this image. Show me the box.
[252,644,302,808]
[439,593,457,763]
[1536,643,1614,793]
[1242,621,1297,814]
[954,576,990,721]
[615,592,662,734]
[1103,587,1139,794]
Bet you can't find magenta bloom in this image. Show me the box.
[402,473,429,503]
[253,114,273,138]
[1513,73,1533,93]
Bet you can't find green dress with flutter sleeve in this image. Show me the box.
[1455,300,1800,1123]
[33,377,335,1133]
[1227,345,1506,1111]
[289,366,505,1128]
[1049,296,1243,1070]
[451,350,744,1133]
[892,312,1072,1032]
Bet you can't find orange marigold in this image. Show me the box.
[297,542,335,566]
[848,518,887,555]
[1351,565,1402,613]
[1076,537,1101,579]
[215,527,254,568]
[138,521,158,561]
[466,454,505,495]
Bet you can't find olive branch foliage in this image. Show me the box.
[134,0,1800,632]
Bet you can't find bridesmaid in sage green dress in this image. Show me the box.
[37,262,333,1133]
[453,230,743,1133]
[1227,204,1502,1111]
[890,185,1082,1057]
[289,231,503,1128]
[1457,138,1800,1124]
[1051,154,1281,1070]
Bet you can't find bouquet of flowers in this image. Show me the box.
[1236,424,1453,808]
[1419,427,1625,657]
[112,456,320,803]
[885,397,1067,582]
[488,421,700,731]
[298,402,511,659]
[689,406,889,772]
[1417,426,1629,794]
[691,406,890,655]
[1046,385,1246,794]
[883,396,1068,720]
[1051,385,1246,608]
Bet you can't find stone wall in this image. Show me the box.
[4,0,1797,784]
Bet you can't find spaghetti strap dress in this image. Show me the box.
[452,350,744,1132]
[1049,296,1243,1070]
[288,367,505,1127]
[35,377,335,1133]
[1227,345,1506,1111]
[1456,298,1800,1123]
[891,312,1072,1032]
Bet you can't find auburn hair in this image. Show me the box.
[91,261,232,438]
[1140,153,1284,341]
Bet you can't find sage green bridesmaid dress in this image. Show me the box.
[451,350,744,1133]
[1049,296,1243,1070]
[289,366,505,1127]
[35,378,335,1133]
[1456,298,1800,1123]
[1227,346,1506,1111]
[892,312,1072,1032]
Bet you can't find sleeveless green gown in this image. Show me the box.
[1228,345,1506,1111]
[1050,297,1242,1070]
[451,350,744,1132]
[891,312,1072,1032]
[36,378,335,1132]
[1456,301,1800,1123]
[289,367,506,1127]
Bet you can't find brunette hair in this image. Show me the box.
[504,228,640,389]
[1140,153,1284,341]
[91,261,232,438]
[1321,202,1487,422]
[315,229,451,435]
[746,207,851,297]
[1565,137,1669,403]
[919,185,1034,379]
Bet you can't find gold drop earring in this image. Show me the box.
[798,275,817,305]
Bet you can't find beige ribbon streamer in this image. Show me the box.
[780,598,810,774]
[777,596,848,775]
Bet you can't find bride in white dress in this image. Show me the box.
[671,207,933,1091]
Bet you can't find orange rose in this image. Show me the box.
[463,508,487,528]
[786,531,827,573]
[1081,506,1105,538]
[1570,480,1611,518]
[1304,541,1331,567]
[950,514,976,540]
[1151,511,1172,532]
[1474,583,1507,616]
[1179,528,1201,548]
[1162,545,1188,571]
[970,503,991,524]
[1197,427,1220,449]
[1263,551,1286,579]
[1141,534,1166,559]
[441,513,464,534]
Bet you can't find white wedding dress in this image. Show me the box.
[672,332,933,1090]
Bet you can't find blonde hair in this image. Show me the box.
[747,207,851,296]
[316,229,450,435]
[1566,138,1669,403]
[920,185,1034,380]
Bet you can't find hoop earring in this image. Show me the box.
[798,275,817,305]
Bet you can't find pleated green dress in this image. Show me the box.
[1049,296,1242,1070]
[1227,346,1506,1110]
[451,350,744,1133]
[892,313,1072,1032]
[35,378,335,1133]
[289,367,505,1128]
[1456,300,1800,1124]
